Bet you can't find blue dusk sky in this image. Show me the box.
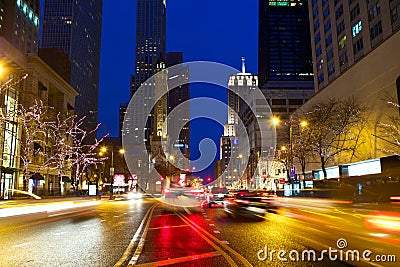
[99,0,259,177]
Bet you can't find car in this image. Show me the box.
[206,186,229,207]
[161,186,204,207]
[115,191,143,201]
[223,190,278,219]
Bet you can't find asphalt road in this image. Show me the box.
[0,198,153,266]
[0,197,399,267]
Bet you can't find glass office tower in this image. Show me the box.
[41,0,103,136]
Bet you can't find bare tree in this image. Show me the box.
[291,121,313,184]
[305,97,366,179]
[378,101,400,155]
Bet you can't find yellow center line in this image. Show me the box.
[175,209,252,267]
[134,251,222,267]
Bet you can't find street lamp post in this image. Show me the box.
[272,116,308,186]
[100,146,124,200]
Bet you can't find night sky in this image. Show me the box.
[98,0,259,177]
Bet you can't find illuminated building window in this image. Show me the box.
[338,35,346,49]
[352,21,362,37]
[23,3,28,15]
[269,1,289,6]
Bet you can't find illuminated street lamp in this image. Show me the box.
[273,117,308,184]
[100,146,125,199]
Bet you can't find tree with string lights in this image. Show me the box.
[16,100,52,189]
[68,116,108,191]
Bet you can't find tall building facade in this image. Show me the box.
[221,58,258,188]
[41,0,103,135]
[309,0,400,92]
[294,0,400,174]
[131,0,166,97]
[128,0,167,150]
[254,0,315,188]
[258,0,314,88]
[0,0,40,55]
[165,52,190,160]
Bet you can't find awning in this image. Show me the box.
[30,173,44,180]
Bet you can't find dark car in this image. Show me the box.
[223,190,278,219]
[206,186,229,207]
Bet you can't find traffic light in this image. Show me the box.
[207,176,212,183]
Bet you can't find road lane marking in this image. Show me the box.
[127,205,159,266]
[221,240,229,244]
[176,209,252,267]
[53,231,68,236]
[134,251,222,267]
[12,242,30,248]
[213,230,221,234]
[209,223,215,226]
[149,224,189,230]
[81,224,90,228]
[174,211,238,267]
[114,204,157,267]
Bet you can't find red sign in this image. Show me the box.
[279,178,286,184]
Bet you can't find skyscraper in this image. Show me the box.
[258,0,314,145]
[258,0,313,88]
[0,0,40,55]
[296,0,400,166]
[131,0,166,97]
[166,52,190,160]
[222,58,258,187]
[309,0,400,92]
[128,0,167,150]
[41,0,103,136]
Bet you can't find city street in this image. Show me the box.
[0,197,398,266]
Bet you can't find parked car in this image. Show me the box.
[223,190,278,219]
[206,186,229,207]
